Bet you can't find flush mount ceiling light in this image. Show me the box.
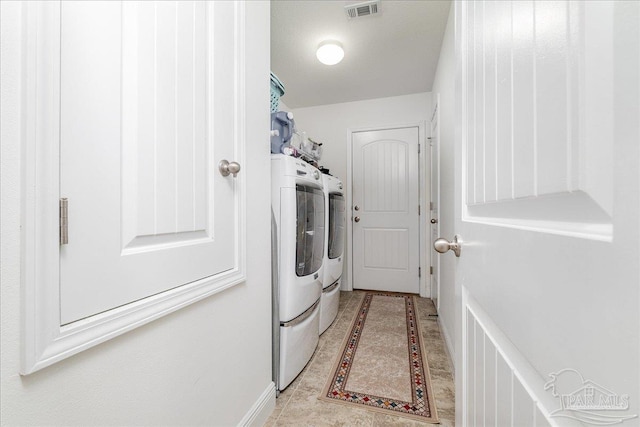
[316,41,344,65]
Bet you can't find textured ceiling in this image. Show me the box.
[271,0,451,108]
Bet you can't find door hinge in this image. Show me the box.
[418,267,422,278]
[430,201,434,210]
[418,205,421,215]
[430,266,434,275]
[60,198,69,245]
[418,144,421,154]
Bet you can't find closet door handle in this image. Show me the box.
[354,216,360,223]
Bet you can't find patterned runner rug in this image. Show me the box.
[320,291,439,423]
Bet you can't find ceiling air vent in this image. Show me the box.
[345,0,380,19]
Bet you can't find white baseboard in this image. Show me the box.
[438,316,455,378]
[238,382,276,427]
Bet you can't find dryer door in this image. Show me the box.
[295,184,325,276]
[328,193,345,259]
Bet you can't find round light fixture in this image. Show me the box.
[316,41,344,65]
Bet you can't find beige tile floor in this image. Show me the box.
[266,291,456,427]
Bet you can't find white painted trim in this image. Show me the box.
[345,127,354,292]
[438,315,455,378]
[346,122,430,296]
[233,0,248,289]
[430,94,442,310]
[462,214,612,243]
[22,0,63,376]
[418,121,429,298]
[460,287,469,427]
[237,382,276,427]
[454,2,466,427]
[21,1,248,375]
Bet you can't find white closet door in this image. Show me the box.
[351,127,420,294]
[60,1,239,324]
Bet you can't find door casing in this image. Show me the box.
[346,122,430,297]
[20,0,249,375]
[429,97,441,312]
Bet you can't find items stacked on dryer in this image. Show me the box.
[270,111,295,154]
[271,111,323,165]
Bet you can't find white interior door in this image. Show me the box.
[60,1,240,324]
[430,103,440,312]
[451,1,639,425]
[351,127,420,294]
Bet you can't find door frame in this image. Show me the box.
[429,96,441,312]
[346,122,429,297]
[20,1,248,375]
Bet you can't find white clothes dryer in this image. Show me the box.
[319,174,345,334]
[271,154,324,391]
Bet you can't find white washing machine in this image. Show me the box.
[319,174,345,334]
[271,154,324,391]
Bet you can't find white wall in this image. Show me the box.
[277,100,291,113]
[430,3,456,364]
[289,93,431,185]
[0,2,274,426]
[287,93,432,289]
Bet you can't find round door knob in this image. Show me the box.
[433,235,462,257]
[219,160,241,177]
[430,218,438,224]
[354,205,360,211]
[354,216,360,223]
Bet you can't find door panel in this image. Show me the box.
[453,1,639,425]
[121,1,210,245]
[60,1,239,324]
[352,127,419,294]
[363,228,409,270]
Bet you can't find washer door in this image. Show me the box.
[295,184,325,276]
